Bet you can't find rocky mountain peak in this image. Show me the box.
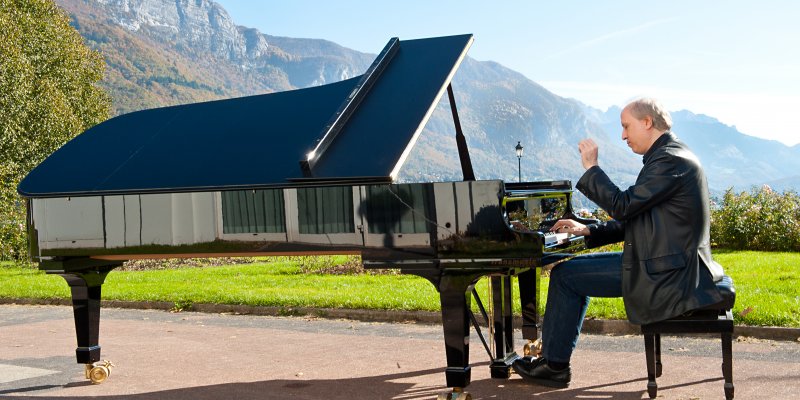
[95,0,265,61]
[74,0,370,87]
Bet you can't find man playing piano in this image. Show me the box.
[512,97,725,388]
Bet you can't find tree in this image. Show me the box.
[0,0,110,262]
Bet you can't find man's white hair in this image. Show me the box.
[626,98,672,131]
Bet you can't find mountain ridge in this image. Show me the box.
[56,0,798,194]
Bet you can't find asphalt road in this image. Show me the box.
[1,304,799,399]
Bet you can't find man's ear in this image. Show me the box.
[643,115,653,129]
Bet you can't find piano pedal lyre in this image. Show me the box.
[85,360,115,384]
[437,387,472,400]
[523,338,543,358]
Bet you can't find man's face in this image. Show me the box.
[620,107,652,155]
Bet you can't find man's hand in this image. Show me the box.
[578,139,599,170]
[550,219,590,237]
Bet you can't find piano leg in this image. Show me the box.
[517,268,541,356]
[60,272,107,365]
[437,273,478,390]
[42,259,120,384]
[434,271,521,399]
[489,275,518,378]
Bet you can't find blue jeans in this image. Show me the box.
[541,252,623,364]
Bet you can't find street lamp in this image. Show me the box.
[515,141,524,182]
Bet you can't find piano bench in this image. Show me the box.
[640,275,736,400]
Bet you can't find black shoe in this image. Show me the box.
[512,357,571,388]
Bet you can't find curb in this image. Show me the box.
[3,297,799,342]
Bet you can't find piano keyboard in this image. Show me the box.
[543,231,570,246]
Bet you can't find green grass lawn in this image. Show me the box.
[1,250,798,327]
[0,258,441,311]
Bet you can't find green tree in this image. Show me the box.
[0,0,110,261]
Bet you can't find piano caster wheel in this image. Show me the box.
[85,360,114,384]
[523,339,542,357]
[437,388,472,400]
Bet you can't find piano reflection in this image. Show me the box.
[18,34,589,399]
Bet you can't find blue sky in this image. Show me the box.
[215,1,799,146]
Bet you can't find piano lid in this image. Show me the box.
[18,34,474,198]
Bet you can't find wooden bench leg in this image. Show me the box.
[655,333,662,377]
[640,300,735,399]
[722,331,734,399]
[643,333,658,399]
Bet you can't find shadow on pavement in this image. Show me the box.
[0,362,652,400]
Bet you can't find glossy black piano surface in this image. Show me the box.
[18,34,587,397]
[18,35,475,197]
[25,178,586,390]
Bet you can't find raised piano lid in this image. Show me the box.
[18,34,474,198]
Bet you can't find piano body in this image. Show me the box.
[18,34,586,398]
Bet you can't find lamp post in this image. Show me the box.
[515,141,524,182]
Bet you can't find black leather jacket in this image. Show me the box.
[576,132,724,324]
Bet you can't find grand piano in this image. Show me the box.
[18,34,588,399]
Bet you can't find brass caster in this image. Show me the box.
[85,360,114,384]
[523,338,542,357]
[437,388,472,400]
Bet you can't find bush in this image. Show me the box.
[120,257,256,271]
[290,255,389,275]
[0,164,28,263]
[711,185,800,251]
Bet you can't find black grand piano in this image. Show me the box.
[18,34,588,400]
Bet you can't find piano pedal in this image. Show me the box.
[85,360,115,384]
[523,339,543,358]
[437,388,472,400]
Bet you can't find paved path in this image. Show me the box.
[1,304,799,399]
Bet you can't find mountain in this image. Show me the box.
[55,0,797,198]
[670,111,800,192]
[428,59,638,185]
[59,0,373,115]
